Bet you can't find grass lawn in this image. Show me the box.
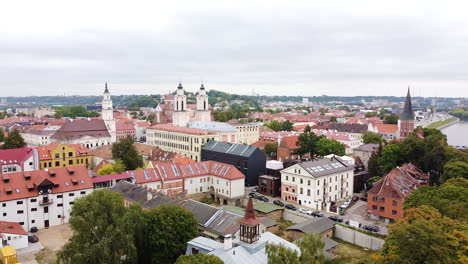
[426,117,457,129]
[332,239,375,264]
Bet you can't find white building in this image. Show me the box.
[173,83,190,127]
[0,166,93,232]
[0,221,28,249]
[0,148,39,174]
[101,83,117,143]
[194,84,211,122]
[232,122,262,145]
[21,126,60,147]
[281,156,354,211]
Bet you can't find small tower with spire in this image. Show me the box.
[238,198,263,244]
[399,87,415,138]
[172,82,189,127]
[195,82,211,121]
[101,82,116,142]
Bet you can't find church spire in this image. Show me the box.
[104,82,109,94]
[238,197,262,244]
[400,86,414,120]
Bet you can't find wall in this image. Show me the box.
[2,233,28,249]
[334,224,384,251]
[283,210,310,224]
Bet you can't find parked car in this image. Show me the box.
[273,200,284,207]
[285,204,297,211]
[299,208,312,215]
[360,197,368,202]
[328,216,343,222]
[310,211,324,217]
[258,196,269,202]
[362,225,380,232]
[249,193,259,199]
[30,227,38,233]
[28,235,39,243]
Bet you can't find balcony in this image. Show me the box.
[39,199,53,206]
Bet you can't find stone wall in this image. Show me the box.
[334,225,384,250]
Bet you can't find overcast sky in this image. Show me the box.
[1,0,468,97]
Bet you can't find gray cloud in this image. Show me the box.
[0,1,467,97]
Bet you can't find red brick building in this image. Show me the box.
[277,136,299,161]
[367,163,428,223]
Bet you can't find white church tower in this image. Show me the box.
[102,82,116,142]
[195,83,211,121]
[172,82,189,127]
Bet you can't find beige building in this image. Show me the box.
[146,124,218,161]
[232,122,262,145]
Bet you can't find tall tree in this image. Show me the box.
[1,129,26,149]
[383,113,398,124]
[57,189,137,264]
[294,125,325,157]
[316,138,346,156]
[282,120,294,131]
[362,132,384,144]
[175,254,223,264]
[441,161,468,182]
[0,127,4,142]
[367,151,381,177]
[141,205,199,264]
[97,159,127,175]
[112,137,144,170]
[378,144,402,174]
[265,120,282,131]
[374,206,468,264]
[264,142,278,158]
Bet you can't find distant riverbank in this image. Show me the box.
[426,116,458,129]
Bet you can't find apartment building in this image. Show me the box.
[281,156,354,211]
[36,143,91,169]
[231,122,262,145]
[0,148,39,174]
[0,166,93,232]
[146,124,218,161]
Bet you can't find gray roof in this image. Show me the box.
[181,200,219,225]
[287,217,335,234]
[260,217,277,228]
[205,210,241,236]
[354,143,379,152]
[296,157,352,177]
[188,121,238,132]
[143,194,181,209]
[202,140,259,157]
[400,88,415,120]
[188,236,223,252]
[110,181,150,203]
[328,123,368,133]
[322,237,338,251]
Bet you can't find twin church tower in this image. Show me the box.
[172,82,211,127]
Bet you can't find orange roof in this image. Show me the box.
[149,124,215,136]
[280,136,299,149]
[0,166,93,202]
[0,221,27,235]
[375,124,398,133]
[35,143,91,161]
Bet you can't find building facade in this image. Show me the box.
[280,157,354,211]
[0,166,93,232]
[232,122,262,145]
[51,118,112,148]
[258,175,281,197]
[353,143,379,169]
[36,143,91,169]
[0,148,39,175]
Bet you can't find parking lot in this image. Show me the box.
[246,187,388,235]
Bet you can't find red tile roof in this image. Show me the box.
[0,147,35,165]
[51,119,110,140]
[35,143,91,161]
[280,136,299,150]
[116,121,135,131]
[0,221,27,235]
[375,124,398,133]
[91,172,132,183]
[149,124,215,135]
[0,166,93,202]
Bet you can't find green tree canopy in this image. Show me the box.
[316,138,346,157]
[97,159,126,175]
[329,116,337,122]
[1,129,26,149]
[441,161,468,182]
[294,126,325,157]
[362,132,384,144]
[265,120,283,132]
[54,105,99,118]
[175,253,224,264]
[404,178,468,222]
[383,113,398,124]
[282,120,294,131]
[378,144,402,174]
[367,151,382,177]
[57,189,137,264]
[374,205,468,264]
[112,138,144,170]
[264,142,278,157]
[0,127,4,142]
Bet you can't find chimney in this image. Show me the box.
[224,234,233,250]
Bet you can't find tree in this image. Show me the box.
[404,178,468,222]
[1,129,26,149]
[141,205,199,264]
[383,114,398,124]
[441,161,468,182]
[264,142,278,157]
[282,120,294,131]
[175,254,223,264]
[368,151,381,177]
[378,144,402,174]
[374,206,468,264]
[362,132,384,144]
[112,138,144,170]
[265,120,283,132]
[365,112,377,117]
[97,159,127,175]
[57,189,137,264]
[316,138,346,156]
[319,108,328,116]
[294,125,325,157]
[54,105,99,118]
[266,234,339,264]
[0,127,4,142]
[329,116,337,122]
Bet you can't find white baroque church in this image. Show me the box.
[101,83,117,142]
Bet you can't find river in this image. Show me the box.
[441,122,468,147]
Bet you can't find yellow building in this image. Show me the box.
[36,143,91,169]
[146,124,218,162]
